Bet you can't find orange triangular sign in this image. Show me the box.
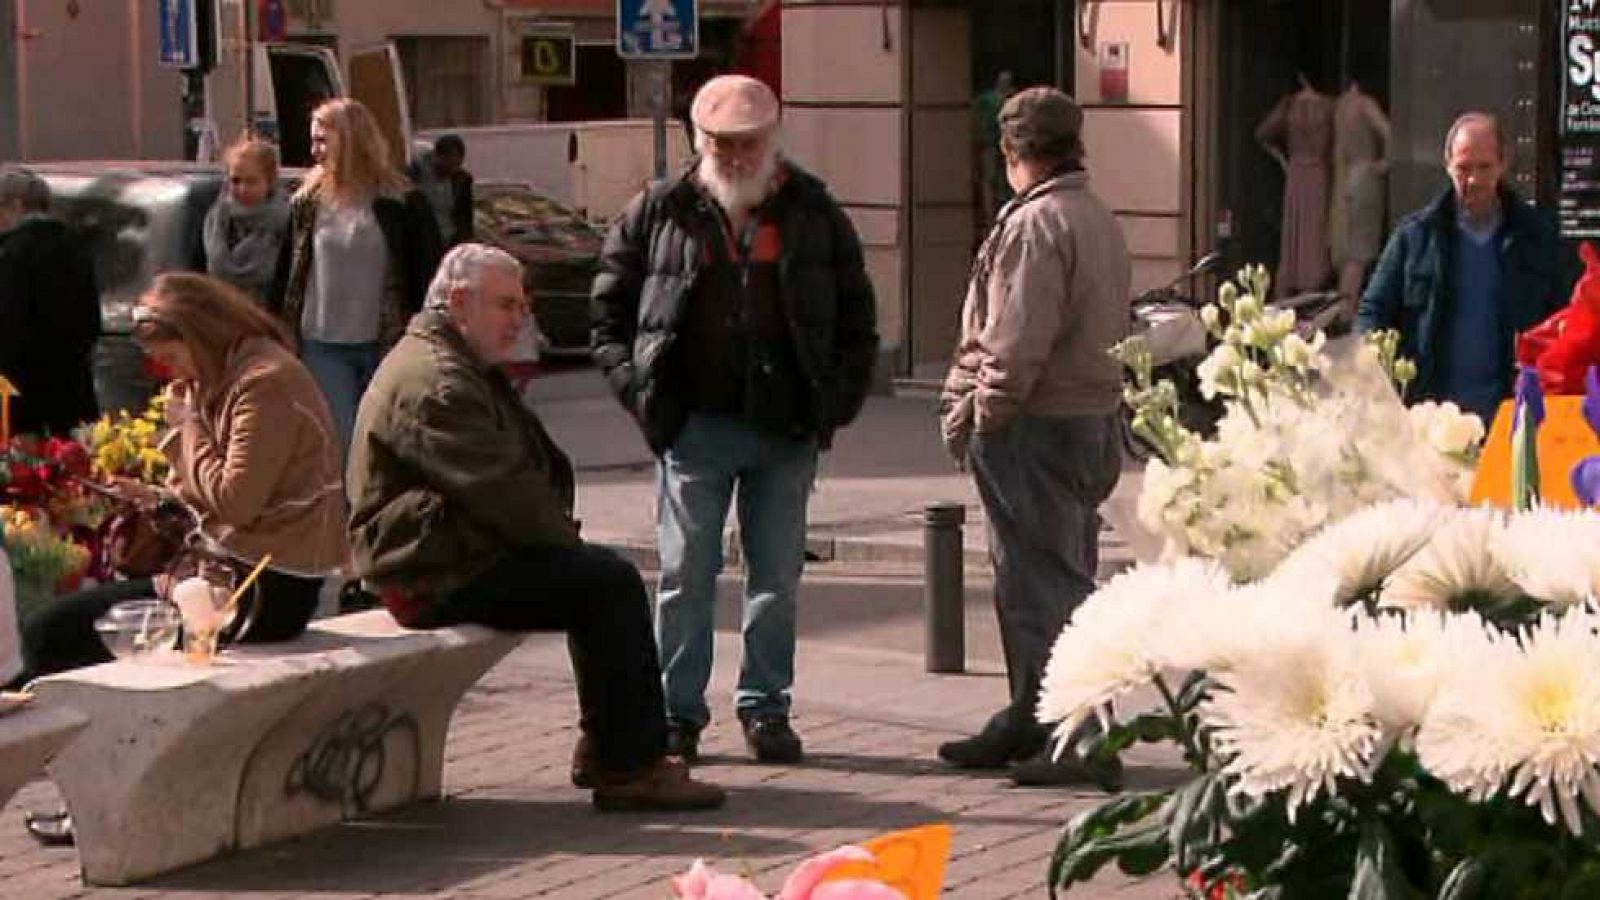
[818,823,951,899]
[1470,396,1600,509]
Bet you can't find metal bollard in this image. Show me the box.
[923,501,966,674]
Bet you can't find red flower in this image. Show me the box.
[4,459,45,503]
[42,437,91,479]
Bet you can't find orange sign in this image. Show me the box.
[1469,396,1600,508]
[818,824,951,900]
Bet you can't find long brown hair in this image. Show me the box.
[132,273,290,388]
[295,98,410,205]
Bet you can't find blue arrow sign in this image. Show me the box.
[617,0,698,59]
[157,0,200,69]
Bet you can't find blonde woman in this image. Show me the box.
[271,98,442,458]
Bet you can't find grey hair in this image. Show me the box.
[0,167,50,212]
[1443,111,1508,164]
[424,243,523,311]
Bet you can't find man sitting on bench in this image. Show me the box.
[347,243,726,812]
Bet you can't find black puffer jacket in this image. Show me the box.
[591,163,879,453]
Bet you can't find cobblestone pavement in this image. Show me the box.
[0,568,1183,900]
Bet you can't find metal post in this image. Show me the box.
[651,59,669,179]
[923,501,966,674]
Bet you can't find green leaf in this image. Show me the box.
[1349,821,1408,900]
[1559,861,1600,900]
[1436,859,1485,900]
[1167,773,1225,871]
[1133,713,1179,744]
[1177,670,1213,710]
[1058,818,1170,883]
[1049,791,1170,893]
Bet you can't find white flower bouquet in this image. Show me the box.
[1118,265,1484,580]
[1044,501,1600,899]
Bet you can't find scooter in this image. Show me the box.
[1123,251,1227,457]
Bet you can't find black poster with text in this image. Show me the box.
[1563,1,1600,237]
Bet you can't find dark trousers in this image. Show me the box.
[970,413,1121,741]
[415,542,668,774]
[20,570,321,683]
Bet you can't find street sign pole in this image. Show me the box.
[617,0,698,182]
[652,60,669,179]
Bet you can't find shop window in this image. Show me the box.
[394,36,490,130]
[546,45,627,122]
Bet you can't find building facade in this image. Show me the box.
[781,0,1562,379]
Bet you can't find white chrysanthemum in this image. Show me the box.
[1354,611,1470,739]
[1382,507,1518,612]
[1269,499,1447,605]
[1037,558,1231,745]
[1165,579,1342,676]
[1202,625,1381,822]
[1492,508,1600,605]
[1418,612,1600,834]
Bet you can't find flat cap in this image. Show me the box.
[999,87,1084,152]
[690,74,780,136]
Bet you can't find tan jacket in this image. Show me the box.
[942,171,1131,442]
[160,336,349,575]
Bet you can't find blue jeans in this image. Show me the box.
[300,339,382,466]
[655,414,817,728]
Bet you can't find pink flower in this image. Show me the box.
[778,847,907,900]
[673,860,767,900]
[673,848,908,900]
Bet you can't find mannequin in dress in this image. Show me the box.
[1330,80,1391,324]
[1256,72,1335,298]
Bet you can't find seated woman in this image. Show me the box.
[19,272,349,681]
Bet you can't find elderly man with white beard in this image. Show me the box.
[592,75,879,765]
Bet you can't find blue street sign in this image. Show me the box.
[616,0,698,59]
[157,0,199,69]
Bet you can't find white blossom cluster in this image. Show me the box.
[1126,266,1484,580]
[1039,502,1600,834]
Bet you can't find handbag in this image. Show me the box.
[104,497,194,579]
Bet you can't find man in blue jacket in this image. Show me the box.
[1358,112,1575,425]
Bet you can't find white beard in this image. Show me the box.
[697,151,780,221]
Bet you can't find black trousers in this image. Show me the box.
[19,570,321,683]
[970,413,1122,742]
[414,542,668,774]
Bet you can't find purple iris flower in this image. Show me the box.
[1516,365,1546,428]
[1574,457,1600,507]
[1585,366,1600,439]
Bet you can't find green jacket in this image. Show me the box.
[348,310,579,598]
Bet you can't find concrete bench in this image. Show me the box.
[31,610,522,885]
[0,703,86,811]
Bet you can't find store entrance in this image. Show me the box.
[1216,0,1390,298]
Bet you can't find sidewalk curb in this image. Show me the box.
[597,532,1135,576]
[593,532,990,570]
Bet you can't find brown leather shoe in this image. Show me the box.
[591,756,727,812]
[571,735,598,789]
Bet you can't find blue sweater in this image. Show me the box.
[1444,220,1504,423]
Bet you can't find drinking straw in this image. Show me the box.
[223,554,273,622]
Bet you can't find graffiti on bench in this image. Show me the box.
[285,703,421,814]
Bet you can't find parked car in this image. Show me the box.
[25,165,600,417]
[33,162,236,414]
[471,180,603,356]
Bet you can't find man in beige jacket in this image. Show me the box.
[938,87,1129,787]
